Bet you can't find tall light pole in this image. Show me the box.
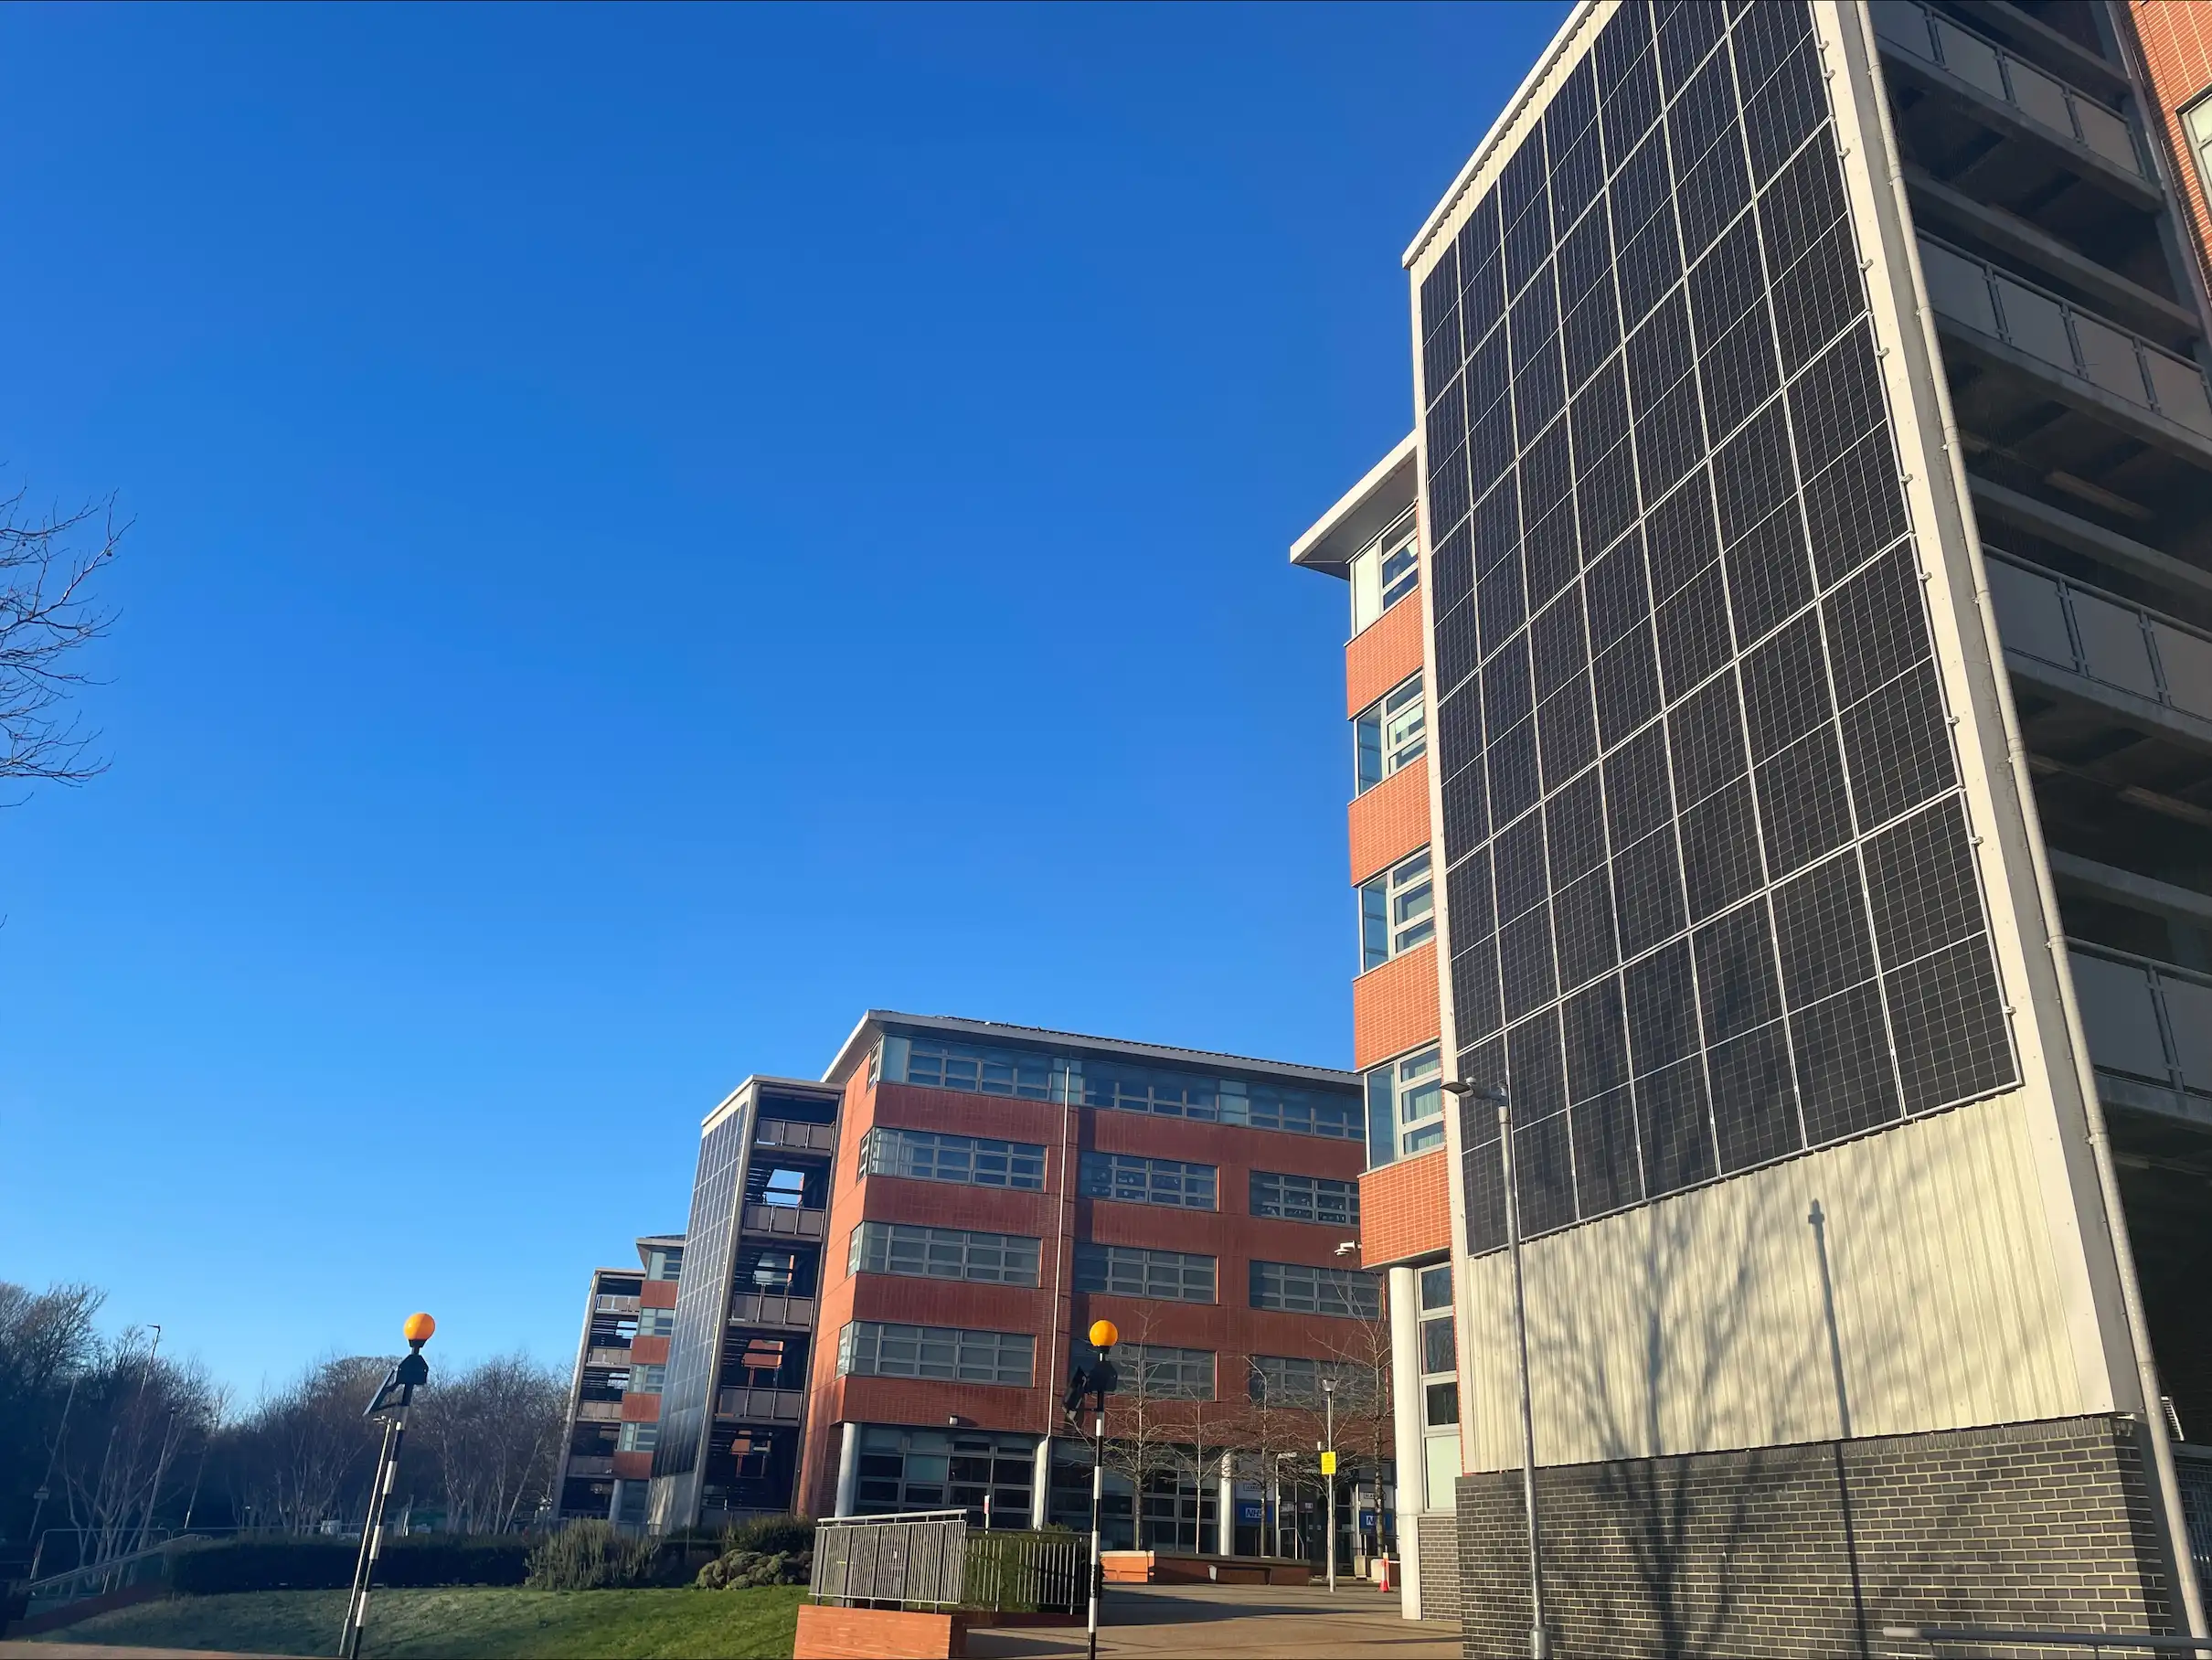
[1320,1378,1337,1593]
[1063,1318,1119,1660]
[342,1314,434,1660]
[1446,1079,1547,1660]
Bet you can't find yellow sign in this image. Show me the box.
[1320,1452,1337,1475]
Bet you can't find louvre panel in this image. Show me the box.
[1425,0,2013,1253]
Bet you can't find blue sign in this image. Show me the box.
[1358,1510,1377,1529]
[1236,1501,1264,1524]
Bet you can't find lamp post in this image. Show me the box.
[341,1314,434,1660]
[1320,1378,1337,1593]
[1063,1317,1119,1660]
[1446,1079,1547,1660]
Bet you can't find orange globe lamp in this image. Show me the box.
[1087,1318,1118,1351]
[403,1313,436,1346]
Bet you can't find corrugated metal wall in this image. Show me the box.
[1458,1089,2107,1471]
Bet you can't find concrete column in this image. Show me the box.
[1388,1263,1427,1621]
[1032,1434,1053,1530]
[606,1478,625,1527]
[1215,1454,1234,1557]
[833,1421,860,1517]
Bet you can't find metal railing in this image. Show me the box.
[21,1539,178,1619]
[714,1385,804,1422]
[1985,549,2212,725]
[1872,0,2143,177]
[811,1510,968,1610]
[2068,942,2212,1102]
[1919,237,2212,437]
[728,1291,816,1328]
[592,1293,641,1314]
[740,1202,827,1240]
[1884,1627,2212,1655]
[755,1119,836,1154]
[965,1530,1086,1616]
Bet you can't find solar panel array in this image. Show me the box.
[1417,0,2019,1254]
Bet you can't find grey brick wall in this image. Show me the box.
[1454,1414,2173,1659]
[1418,1511,1462,1625]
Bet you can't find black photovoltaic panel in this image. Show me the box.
[1435,0,2015,1254]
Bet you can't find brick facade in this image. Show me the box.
[1356,1147,1451,1269]
[1417,1511,1462,1625]
[1352,940,1441,1072]
[1349,757,1431,885]
[1454,1415,2172,1659]
[2130,4,2212,290]
[1346,592,1426,719]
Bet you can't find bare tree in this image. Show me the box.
[0,1282,105,1548]
[0,492,122,800]
[214,1356,388,1534]
[409,1354,566,1533]
[51,1328,220,1566]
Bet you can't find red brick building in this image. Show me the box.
[550,1234,683,1526]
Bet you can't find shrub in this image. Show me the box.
[522,1521,662,1591]
[169,1535,529,1596]
[697,1548,812,1591]
[719,1515,813,1558]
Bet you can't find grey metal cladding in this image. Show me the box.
[1440,0,2016,1257]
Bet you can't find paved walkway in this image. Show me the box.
[0,1646,297,1660]
[965,1584,1462,1658]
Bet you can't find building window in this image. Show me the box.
[1078,1151,1218,1210]
[858,1126,1047,1190]
[835,1321,1035,1387]
[899,1038,1067,1101]
[1249,1170,1360,1227]
[1349,513,1419,636]
[874,1035,1362,1142]
[2186,93,2212,218]
[636,1306,675,1339]
[629,1363,667,1394]
[1365,1045,1443,1167]
[644,1245,683,1282]
[1117,1345,1216,1401]
[1356,675,1427,795]
[615,1420,659,1453]
[1359,848,1436,971]
[847,1221,1042,1287]
[1249,1260,1381,1319]
[1073,1243,1217,1304]
[855,1425,1037,1524]
[1246,1354,1368,1406]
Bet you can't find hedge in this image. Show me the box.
[168,1535,530,1595]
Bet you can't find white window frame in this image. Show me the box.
[1348,512,1419,637]
[835,1320,1035,1386]
[2185,90,2212,218]
[1249,1260,1382,1319]
[858,1126,1048,1190]
[1355,674,1427,794]
[1359,847,1435,971]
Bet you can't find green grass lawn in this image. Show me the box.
[46,1584,803,1658]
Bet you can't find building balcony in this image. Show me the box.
[715,1386,805,1424]
[1921,239,2212,446]
[585,1345,634,1367]
[756,1118,836,1155]
[593,1293,642,1314]
[575,1400,623,1422]
[1876,1,2144,184]
[728,1291,816,1329]
[2070,942,2212,1133]
[740,1202,827,1240]
[565,1455,616,1478]
[1987,550,2212,755]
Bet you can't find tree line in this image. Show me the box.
[0,1282,568,1573]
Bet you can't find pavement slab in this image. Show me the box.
[963,1583,1462,1658]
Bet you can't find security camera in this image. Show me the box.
[1334,1240,1359,1258]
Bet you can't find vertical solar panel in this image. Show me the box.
[1427,0,2017,1252]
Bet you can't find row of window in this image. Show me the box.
[1367,1045,1446,1166]
[872,1036,1364,1142]
[835,1321,1383,1403]
[864,1127,1361,1222]
[1356,674,1429,795]
[1361,848,1437,970]
[1349,513,1420,637]
[839,1219,1378,1314]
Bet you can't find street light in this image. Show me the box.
[1063,1317,1120,1660]
[341,1313,434,1660]
[1445,1078,1547,1660]
[1320,1378,1337,1594]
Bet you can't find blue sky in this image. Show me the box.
[0,1,1565,1400]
